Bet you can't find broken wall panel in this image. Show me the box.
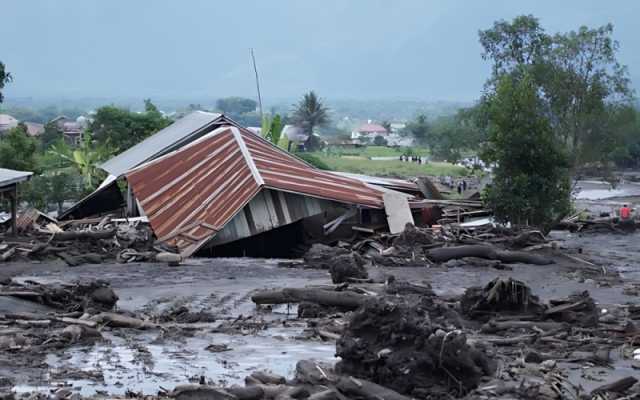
[58,180,125,220]
[206,188,333,247]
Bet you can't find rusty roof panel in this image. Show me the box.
[126,129,261,253]
[240,131,384,208]
[127,126,391,256]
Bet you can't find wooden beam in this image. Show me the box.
[10,184,17,236]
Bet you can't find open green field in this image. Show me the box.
[323,145,430,158]
[307,152,468,178]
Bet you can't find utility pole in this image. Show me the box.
[250,48,263,120]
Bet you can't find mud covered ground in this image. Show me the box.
[1,179,639,398]
[1,227,639,397]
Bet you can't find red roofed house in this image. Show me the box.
[351,120,388,141]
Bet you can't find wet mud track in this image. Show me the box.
[1,231,639,396]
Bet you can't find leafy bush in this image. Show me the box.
[296,153,332,170]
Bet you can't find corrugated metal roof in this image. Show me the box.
[328,171,420,192]
[100,111,224,177]
[126,126,387,256]
[0,168,33,187]
[241,130,384,207]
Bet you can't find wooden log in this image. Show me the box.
[3,312,48,320]
[170,385,235,400]
[0,291,42,300]
[336,376,412,400]
[0,247,15,262]
[544,300,587,315]
[250,371,286,385]
[426,245,552,265]
[308,389,339,400]
[227,385,264,400]
[296,360,335,385]
[57,252,103,267]
[56,317,97,328]
[496,250,552,265]
[485,333,538,346]
[251,288,367,310]
[591,376,638,395]
[90,312,156,329]
[15,319,51,327]
[481,320,568,334]
[50,228,116,242]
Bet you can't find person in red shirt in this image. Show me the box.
[620,204,631,220]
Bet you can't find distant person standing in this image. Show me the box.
[457,181,463,195]
[620,204,632,220]
[462,179,467,191]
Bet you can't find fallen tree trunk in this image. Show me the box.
[336,376,412,400]
[484,333,538,346]
[591,376,638,395]
[426,245,553,265]
[481,320,568,333]
[251,288,367,310]
[56,317,97,328]
[57,252,103,267]
[90,312,156,329]
[49,228,116,242]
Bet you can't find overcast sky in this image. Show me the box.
[1,0,639,102]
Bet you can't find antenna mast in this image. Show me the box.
[250,48,263,119]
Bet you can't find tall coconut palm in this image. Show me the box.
[291,91,329,150]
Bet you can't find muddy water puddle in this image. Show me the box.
[15,327,337,396]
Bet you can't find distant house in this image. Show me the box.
[50,115,73,130]
[23,122,45,137]
[48,115,89,146]
[0,114,18,133]
[351,121,388,141]
[390,122,406,134]
[62,122,83,145]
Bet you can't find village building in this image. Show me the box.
[23,122,45,137]
[350,121,388,141]
[0,114,18,133]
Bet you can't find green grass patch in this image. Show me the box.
[308,153,468,178]
[323,145,430,158]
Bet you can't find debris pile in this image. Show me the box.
[558,213,637,233]
[460,277,545,319]
[0,279,118,312]
[0,213,158,266]
[303,223,556,270]
[336,296,496,397]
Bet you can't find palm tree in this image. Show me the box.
[291,91,330,150]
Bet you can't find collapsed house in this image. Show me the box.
[0,168,34,235]
[59,112,438,258]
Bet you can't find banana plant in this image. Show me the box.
[49,131,115,190]
[261,114,284,145]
